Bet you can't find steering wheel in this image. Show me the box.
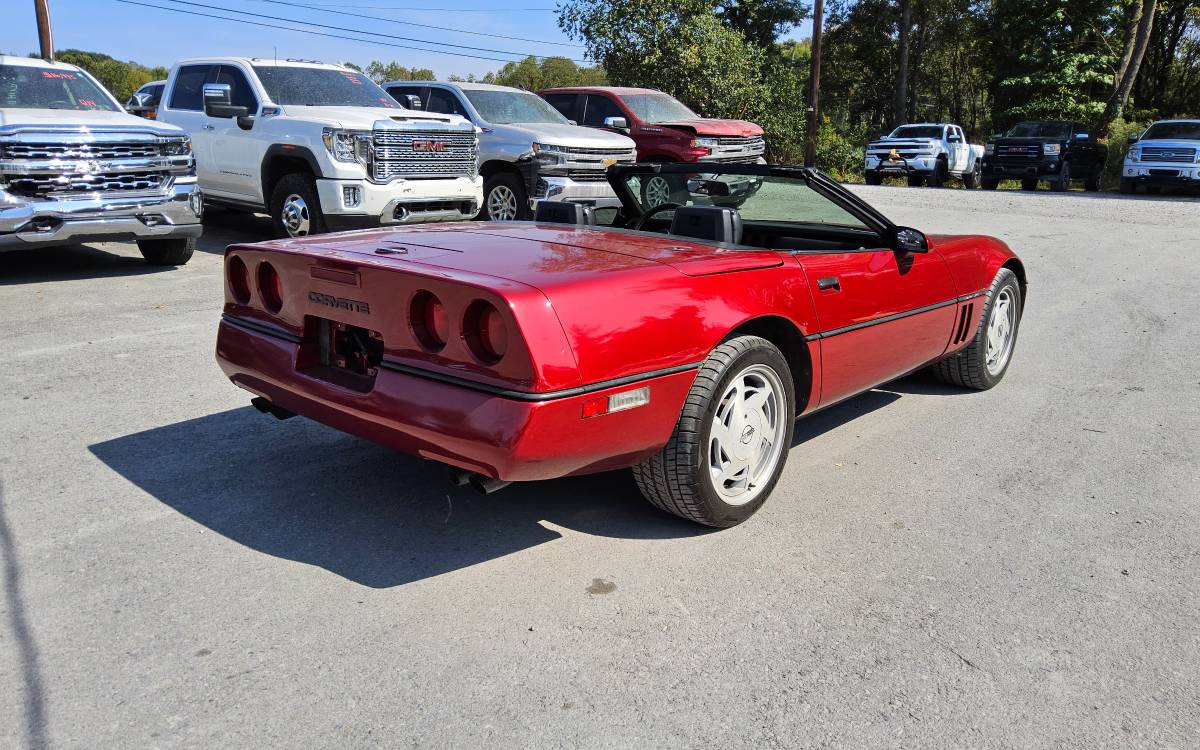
[633,202,681,232]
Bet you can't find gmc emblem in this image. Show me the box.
[412,140,448,152]
[308,291,370,314]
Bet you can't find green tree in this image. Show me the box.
[364,61,435,83]
[55,49,167,101]
[478,55,608,90]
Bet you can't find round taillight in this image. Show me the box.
[410,290,448,351]
[257,261,283,314]
[465,300,507,363]
[227,255,251,304]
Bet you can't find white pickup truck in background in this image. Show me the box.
[864,123,984,188]
[157,58,483,237]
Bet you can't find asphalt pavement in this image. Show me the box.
[1,188,1198,748]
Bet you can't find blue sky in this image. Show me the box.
[3,0,810,79]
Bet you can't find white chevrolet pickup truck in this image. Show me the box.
[864,123,984,188]
[157,58,482,237]
[1,56,202,264]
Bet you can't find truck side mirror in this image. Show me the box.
[202,83,249,120]
[1127,134,1139,145]
[603,116,628,130]
[405,94,423,110]
[1075,132,1089,140]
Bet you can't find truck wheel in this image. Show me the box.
[930,268,1022,391]
[1119,177,1137,195]
[1050,161,1071,192]
[269,173,326,239]
[641,174,679,208]
[632,335,795,528]
[928,159,948,188]
[963,161,982,189]
[482,173,530,221]
[981,177,1000,190]
[1021,179,1038,191]
[906,174,925,187]
[864,171,882,186]
[137,237,195,266]
[1084,170,1102,192]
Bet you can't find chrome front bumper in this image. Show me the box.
[0,178,203,251]
[533,175,622,210]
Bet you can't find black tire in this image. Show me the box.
[1050,161,1070,192]
[907,174,925,187]
[1119,177,1136,195]
[1084,172,1101,192]
[930,268,1023,391]
[981,177,1000,190]
[481,172,531,221]
[269,172,326,239]
[864,171,882,186]
[928,159,949,188]
[963,161,982,189]
[633,335,795,528]
[137,237,195,266]
[1021,178,1039,191]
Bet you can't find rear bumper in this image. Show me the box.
[0,178,203,251]
[216,318,696,482]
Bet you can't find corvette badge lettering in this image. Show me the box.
[308,291,370,314]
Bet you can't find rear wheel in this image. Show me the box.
[269,172,326,239]
[633,335,795,528]
[482,172,530,221]
[1021,178,1038,191]
[137,237,195,266]
[930,268,1022,390]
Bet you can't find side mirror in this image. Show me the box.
[890,226,929,254]
[1075,132,1089,140]
[1127,134,1139,144]
[405,94,423,110]
[603,116,628,130]
[686,178,731,196]
[130,92,152,108]
[202,83,248,119]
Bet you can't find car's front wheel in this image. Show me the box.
[633,335,795,527]
[963,161,982,189]
[269,173,326,239]
[137,237,195,266]
[864,171,882,185]
[482,173,530,221]
[930,267,1023,390]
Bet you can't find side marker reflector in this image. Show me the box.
[581,386,651,419]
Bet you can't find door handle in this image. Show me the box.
[202,124,215,130]
[817,276,840,291]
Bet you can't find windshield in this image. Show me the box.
[890,125,944,139]
[1005,121,1071,138]
[1141,121,1200,141]
[253,66,399,108]
[620,169,868,231]
[463,90,566,125]
[618,93,697,123]
[0,64,119,111]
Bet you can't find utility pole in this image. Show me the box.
[34,0,55,61]
[804,0,824,168]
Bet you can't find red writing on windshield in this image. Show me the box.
[341,72,364,85]
[41,71,78,80]
[78,98,98,108]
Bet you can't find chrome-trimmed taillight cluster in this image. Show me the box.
[227,254,284,314]
[409,291,508,364]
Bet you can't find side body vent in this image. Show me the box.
[953,302,976,345]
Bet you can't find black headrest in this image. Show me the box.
[534,201,596,225]
[669,205,743,245]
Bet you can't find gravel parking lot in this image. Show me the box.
[2,187,1198,748]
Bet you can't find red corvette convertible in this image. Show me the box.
[216,164,1025,527]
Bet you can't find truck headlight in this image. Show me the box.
[984,143,995,155]
[1128,149,1139,163]
[692,137,719,149]
[1043,143,1061,156]
[532,143,568,173]
[163,136,191,156]
[322,128,371,165]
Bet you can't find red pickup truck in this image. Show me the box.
[539,86,765,165]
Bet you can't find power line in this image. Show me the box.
[246,2,559,12]
[153,0,585,62]
[242,0,582,48]
[112,0,545,64]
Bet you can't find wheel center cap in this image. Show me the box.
[740,425,755,444]
[733,412,763,462]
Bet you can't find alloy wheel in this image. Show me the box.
[487,185,519,221]
[281,194,311,237]
[985,287,1017,376]
[707,364,789,506]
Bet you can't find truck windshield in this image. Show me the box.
[463,90,566,125]
[1004,122,1071,138]
[1141,121,1200,141]
[0,64,119,111]
[618,93,698,123]
[252,66,399,108]
[890,125,944,139]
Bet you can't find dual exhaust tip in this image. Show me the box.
[250,397,512,495]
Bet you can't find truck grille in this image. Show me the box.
[0,133,183,198]
[1140,146,1197,163]
[996,144,1042,158]
[372,129,478,182]
[703,136,766,163]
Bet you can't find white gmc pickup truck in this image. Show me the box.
[1,55,202,264]
[864,123,984,188]
[157,58,483,237]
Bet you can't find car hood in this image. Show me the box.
[869,137,936,147]
[1133,139,1199,151]
[496,121,636,149]
[0,107,185,135]
[649,118,763,138]
[277,222,782,289]
[277,104,473,131]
